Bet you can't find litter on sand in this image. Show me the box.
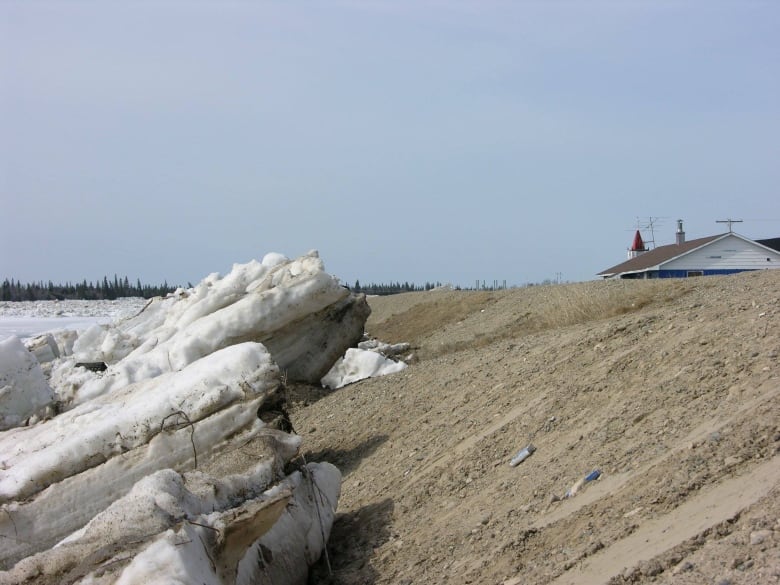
[509,443,536,467]
[564,469,601,498]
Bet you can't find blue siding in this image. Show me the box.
[656,269,754,278]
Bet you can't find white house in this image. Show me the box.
[599,222,780,279]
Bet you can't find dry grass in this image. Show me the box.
[529,279,690,331]
[367,279,695,361]
[365,290,500,344]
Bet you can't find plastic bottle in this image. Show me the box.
[509,443,536,467]
[584,469,601,482]
[565,469,602,498]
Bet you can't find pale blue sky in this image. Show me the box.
[2,1,779,288]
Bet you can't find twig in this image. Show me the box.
[2,506,18,538]
[257,542,274,584]
[0,507,40,546]
[132,298,155,318]
[0,533,37,544]
[186,520,220,535]
[198,532,217,573]
[94,551,136,572]
[300,455,332,576]
[160,410,198,469]
[223,434,260,454]
[311,474,336,512]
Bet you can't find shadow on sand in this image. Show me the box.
[301,434,388,478]
[309,497,395,585]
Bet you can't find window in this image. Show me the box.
[686,271,704,277]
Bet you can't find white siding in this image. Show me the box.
[664,234,780,271]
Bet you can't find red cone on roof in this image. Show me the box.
[628,230,648,259]
[631,230,645,251]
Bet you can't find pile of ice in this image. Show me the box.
[0,337,56,431]
[321,339,410,390]
[0,251,404,585]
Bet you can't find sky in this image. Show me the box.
[2,1,779,289]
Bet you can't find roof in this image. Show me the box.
[598,234,723,277]
[757,237,780,253]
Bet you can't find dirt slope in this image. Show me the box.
[289,271,780,585]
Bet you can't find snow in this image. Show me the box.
[0,251,406,584]
[0,336,55,430]
[0,298,146,341]
[24,333,60,364]
[115,525,223,585]
[107,461,340,585]
[0,342,278,502]
[321,347,408,389]
[48,252,349,405]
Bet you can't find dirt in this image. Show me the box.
[288,271,780,585]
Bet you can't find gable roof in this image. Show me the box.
[598,234,724,277]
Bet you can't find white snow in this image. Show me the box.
[24,333,60,364]
[49,252,349,405]
[0,336,55,430]
[0,342,278,502]
[0,298,146,341]
[112,462,341,585]
[321,346,407,389]
[0,251,405,584]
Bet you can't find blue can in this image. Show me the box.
[584,470,601,482]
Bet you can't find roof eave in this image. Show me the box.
[598,264,662,278]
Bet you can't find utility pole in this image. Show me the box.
[716,219,743,232]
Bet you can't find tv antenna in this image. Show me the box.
[632,216,667,249]
[716,218,743,232]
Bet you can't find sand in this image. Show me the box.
[289,270,779,584]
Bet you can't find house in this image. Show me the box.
[598,220,780,279]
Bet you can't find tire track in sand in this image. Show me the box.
[545,453,780,585]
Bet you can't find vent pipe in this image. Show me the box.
[676,219,686,245]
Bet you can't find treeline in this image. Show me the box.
[349,280,457,295]
[1,276,180,302]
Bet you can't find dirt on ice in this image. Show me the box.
[288,270,780,585]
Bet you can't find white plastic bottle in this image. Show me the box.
[509,443,536,467]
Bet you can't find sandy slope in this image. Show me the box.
[289,270,779,585]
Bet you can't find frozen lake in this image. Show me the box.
[0,316,113,340]
[0,298,147,341]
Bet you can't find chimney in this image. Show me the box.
[676,219,686,245]
[627,230,648,259]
